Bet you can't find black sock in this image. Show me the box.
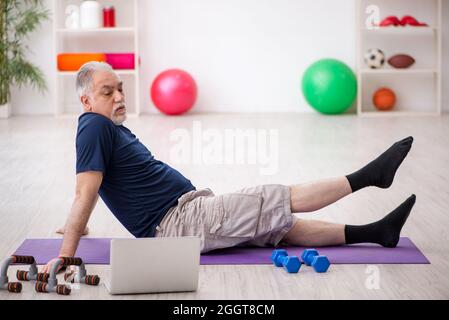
[344,194,416,248]
[346,137,414,192]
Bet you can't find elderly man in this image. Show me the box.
[42,62,416,273]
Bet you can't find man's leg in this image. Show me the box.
[282,195,416,248]
[290,136,414,213]
[290,177,352,213]
[282,219,346,247]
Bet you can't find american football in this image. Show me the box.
[388,54,415,69]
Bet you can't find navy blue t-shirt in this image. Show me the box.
[75,113,196,238]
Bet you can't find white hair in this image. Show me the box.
[76,61,115,98]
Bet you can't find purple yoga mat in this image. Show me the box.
[13,237,430,265]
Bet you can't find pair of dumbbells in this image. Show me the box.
[271,249,331,273]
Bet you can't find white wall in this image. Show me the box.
[140,0,356,113]
[10,0,449,115]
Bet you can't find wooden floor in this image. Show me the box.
[1,113,448,300]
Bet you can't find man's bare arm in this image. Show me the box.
[56,194,99,235]
[59,171,103,257]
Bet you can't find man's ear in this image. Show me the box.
[80,95,92,112]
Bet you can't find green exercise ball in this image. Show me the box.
[302,59,357,115]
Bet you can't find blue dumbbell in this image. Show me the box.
[301,249,330,273]
[271,249,301,273]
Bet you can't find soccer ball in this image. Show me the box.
[364,48,385,69]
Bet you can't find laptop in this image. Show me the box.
[105,237,201,295]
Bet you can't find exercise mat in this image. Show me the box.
[13,237,430,265]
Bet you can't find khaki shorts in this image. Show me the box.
[154,184,296,253]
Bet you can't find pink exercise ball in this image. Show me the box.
[150,69,198,115]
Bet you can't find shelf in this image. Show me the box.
[56,27,135,34]
[356,0,442,116]
[58,70,137,76]
[360,69,437,75]
[362,26,437,35]
[53,0,140,116]
[359,110,440,117]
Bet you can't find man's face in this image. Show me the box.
[81,70,127,125]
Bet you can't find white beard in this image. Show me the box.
[112,113,127,126]
[111,104,127,126]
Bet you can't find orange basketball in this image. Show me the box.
[373,87,396,111]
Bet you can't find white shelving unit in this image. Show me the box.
[356,0,442,116]
[53,0,140,116]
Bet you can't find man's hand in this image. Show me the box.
[41,257,78,275]
[41,257,65,275]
